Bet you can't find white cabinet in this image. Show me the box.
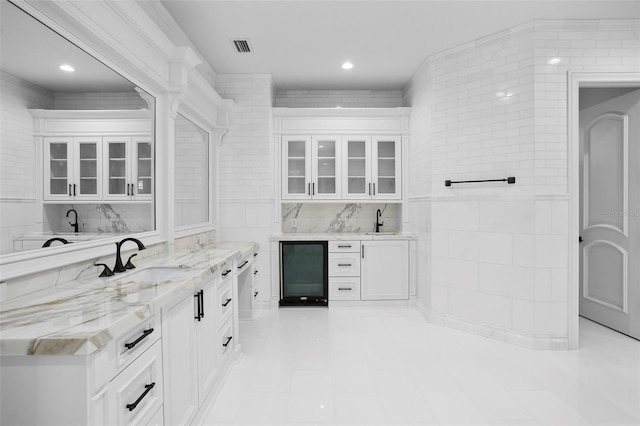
[161,275,219,425]
[103,137,153,201]
[361,240,409,300]
[342,135,401,200]
[274,108,409,203]
[282,135,341,200]
[238,251,258,319]
[44,137,102,201]
[328,240,361,301]
[31,109,153,204]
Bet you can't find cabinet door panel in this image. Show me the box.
[133,138,153,199]
[372,136,401,200]
[282,136,311,199]
[162,296,198,426]
[74,137,102,199]
[342,136,372,199]
[361,241,409,300]
[104,137,131,200]
[196,280,219,405]
[44,138,73,200]
[312,136,341,199]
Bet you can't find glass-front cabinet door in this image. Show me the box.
[133,137,153,200]
[44,137,101,201]
[282,136,311,199]
[372,136,401,200]
[311,135,341,200]
[74,137,101,199]
[104,136,152,201]
[342,136,372,199]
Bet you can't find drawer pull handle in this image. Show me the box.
[126,382,155,412]
[124,328,154,350]
[222,298,232,307]
[338,263,352,267]
[222,269,232,277]
[254,252,258,257]
[223,336,233,347]
[238,260,249,269]
[254,291,259,297]
[337,244,352,248]
[338,287,352,291]
[254,270,258,275]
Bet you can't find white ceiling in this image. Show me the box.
[1,0,135,93]
[162,0,640,90]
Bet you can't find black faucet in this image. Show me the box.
[375,209,384,233]
[113,237,146,273]
[66,209,79,233]
[42,237,71,248]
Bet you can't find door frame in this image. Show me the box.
[567,72,640,349]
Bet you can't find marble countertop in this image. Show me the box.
[0,241,257,356]
[270,232,415,241]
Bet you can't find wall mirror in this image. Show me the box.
[174,114,210,230]
[0,0,156,258]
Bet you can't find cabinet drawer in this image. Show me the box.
[218,261,233,284]
[110,340,163,426]
[329,277,360,301]
[116,316,161,370]
[219,278,233,327]
[329,252,360,276]
[237,254,254,274]
[329,241,360,253]
[220,320,234,360]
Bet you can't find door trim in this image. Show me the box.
[568,72,640,349]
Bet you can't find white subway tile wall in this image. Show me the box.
[275,90,404,108]
[404,20,639,348]
[0,71,54,254]
[215,74,275,307]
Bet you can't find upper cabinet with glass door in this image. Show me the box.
[104,136,153,201]
[44,137,102,201]
[342,135,401,200]
[282,135,341,200]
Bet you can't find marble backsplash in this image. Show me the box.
[282,203,400,233]
[45,204,154,233]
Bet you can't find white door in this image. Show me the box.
[579,87,640,340]
[342,135,372,199]
[361,240,409,300]
[195,279,219,405]
[311,135,341,199]
[372,136,401,200]
[44,138,73,201]
[282,136,311,199]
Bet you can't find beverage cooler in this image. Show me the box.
[279,241,328,306]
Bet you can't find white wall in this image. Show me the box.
[215,74,275,307]
[275,89,404,108]
[404,19,640,348]
[0,71,54,254]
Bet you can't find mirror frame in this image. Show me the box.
[173,108,217,239]
[0,0,165,281]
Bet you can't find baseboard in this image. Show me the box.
[415,300,569,350]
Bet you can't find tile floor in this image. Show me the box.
[203,308,640,425]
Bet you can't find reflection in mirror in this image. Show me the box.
[174,114,209,228]
[0,0,155,256]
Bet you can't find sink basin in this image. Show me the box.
[116,266,188,282]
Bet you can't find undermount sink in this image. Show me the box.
[116,266,188,282]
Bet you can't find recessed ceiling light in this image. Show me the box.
[548,57,562,65]
[59,64,75,72]
[341,62,354,70]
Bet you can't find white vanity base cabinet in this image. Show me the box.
[361,240,409,300]
[0,337,163,426]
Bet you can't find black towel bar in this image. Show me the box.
[445,177,515,186]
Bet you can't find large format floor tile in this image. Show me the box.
[203,308,640,426]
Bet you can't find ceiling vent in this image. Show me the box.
[232,39,252,53]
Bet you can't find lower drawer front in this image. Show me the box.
[219,279,233,327]
[329,277,361,301]
[110,340,163,426]
[220,320,234,360]
[328,253,360,276]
